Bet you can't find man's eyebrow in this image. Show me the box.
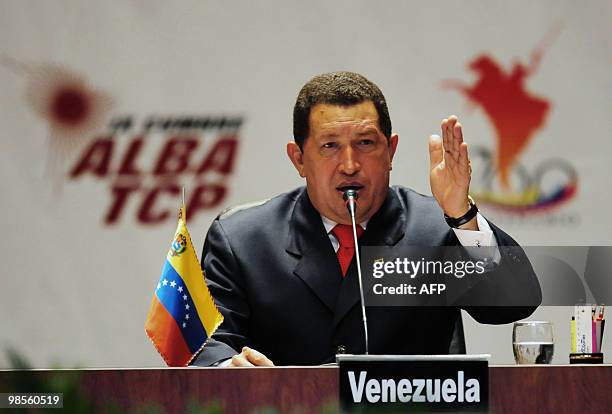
[317,132,340,139]
[356,129,378,136]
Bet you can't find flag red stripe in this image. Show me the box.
[145,295,193,366]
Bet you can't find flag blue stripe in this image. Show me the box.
[155,260,208,354]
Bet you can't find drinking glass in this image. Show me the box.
[512,321,554,364]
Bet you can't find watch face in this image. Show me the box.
[467,195,477,209]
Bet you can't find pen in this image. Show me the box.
[592,319,598,353]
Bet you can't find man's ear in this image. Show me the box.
[388,133,399,169]
[286,141,306,177]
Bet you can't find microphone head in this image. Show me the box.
[342,189,359,202]
[343,189,359,216]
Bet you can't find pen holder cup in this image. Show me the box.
[569,353,603,364]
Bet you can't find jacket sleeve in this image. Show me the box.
[191,219,251,366]
[458,219,542,325]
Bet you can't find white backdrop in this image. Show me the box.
[1,0,611,368]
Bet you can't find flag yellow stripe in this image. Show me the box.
[167,218,223,335]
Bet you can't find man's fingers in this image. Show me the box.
[454,121,464,144]
[458,142,470,174]
[228,347,275,367]
[230,353,255,367]
[442,116,461,161]
[447,116,458,157]
[243,347,275,366]
[441,118,449,154]
[454,121,464,157]
[428,134,444,170]
[448,142,471,187]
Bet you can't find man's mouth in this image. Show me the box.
[336,184,364,195]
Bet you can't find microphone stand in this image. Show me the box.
[343,189,369,355]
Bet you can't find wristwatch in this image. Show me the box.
[444,195,478,228]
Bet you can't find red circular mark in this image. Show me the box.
[51,87,90,126]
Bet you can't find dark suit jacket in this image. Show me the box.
[192,186,541,366]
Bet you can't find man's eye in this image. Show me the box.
[359,139,374,146]
[322,142,337,149]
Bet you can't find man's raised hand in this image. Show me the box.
[428,115,477,229]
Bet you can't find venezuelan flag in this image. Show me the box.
[145,206,223,366]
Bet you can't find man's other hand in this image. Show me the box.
[229,346,275,367]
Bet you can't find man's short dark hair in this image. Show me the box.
[293,71,392,149]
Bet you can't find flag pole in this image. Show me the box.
[182,187,186,223]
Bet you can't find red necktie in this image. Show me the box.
[332,224,364,277]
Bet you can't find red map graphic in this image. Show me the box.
[443,26,561,190]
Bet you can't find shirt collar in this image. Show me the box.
[320,215,368,235]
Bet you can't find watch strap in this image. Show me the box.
[444,196,479,228]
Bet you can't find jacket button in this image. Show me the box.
[336,345,347,354]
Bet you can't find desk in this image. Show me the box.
[1,365,611,413]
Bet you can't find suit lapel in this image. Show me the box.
[286,189,342,312]
[332,188,406,328]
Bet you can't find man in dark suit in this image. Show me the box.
[192,72,541,367]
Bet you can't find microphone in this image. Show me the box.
[342,189,369,355]
[343,189,358,218]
